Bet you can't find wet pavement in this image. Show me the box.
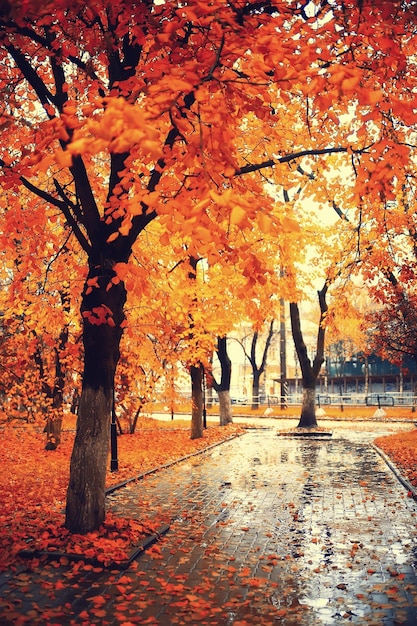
[1,420,417,625]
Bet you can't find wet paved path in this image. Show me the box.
[2,421,417,624]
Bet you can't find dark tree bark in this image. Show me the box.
[290,283,328,428]
[187,256,206,439]
[190,363,204,440]
[246,320,275,409]
[279,297,288,409]
[128,401,144,434]
[212,336,233,425]
[45,289,70,449]
[65,265,127,533]
[43,344,65,450]
[251,366,262,410]
[34,343,62,449]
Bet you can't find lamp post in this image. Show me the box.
[280,297,287,409]
[110,388,118,472]
[203,365,207,429]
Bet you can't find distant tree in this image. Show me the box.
[211,336,233,426]
[238,321,275,409]
[290,284,328,428]
[366,273,417,369]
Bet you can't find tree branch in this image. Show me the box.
[236,146,367,176]
[6,43,55,113]
[19,175,91,253]
[313,282,328,378]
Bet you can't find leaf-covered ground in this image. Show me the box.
[1,417,417,626]
[0,419,244,571]
[2,416,416,576]
[374,428,417,490]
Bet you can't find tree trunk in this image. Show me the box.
[190,364,204,440]
[246,321,274,409]
[35,343,65,451]
[44,343,67,450]
[44,414,63,451]
[129,402,143,434]
[299,387,317,427]
[65,273,126,534]
[187,256,205,439]
[218,389,233,425]
[43,290,70,450]
[252,370,261,410]
[290,284,328,429]
[65,387,112,533]
[279,297,287,409]
[212,336,233,425]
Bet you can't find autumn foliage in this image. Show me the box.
[1,0,417,532]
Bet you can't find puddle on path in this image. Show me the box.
[106,429,417,625]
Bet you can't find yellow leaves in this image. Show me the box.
[341,75,361,92]
[327,110,340,126]
[164,78,195,93]
[105,261,151,296]
[33,153,54,174]
[209,188,233,207]
[147,71,196,106]
[106,217,136,242]
[257,212,273,234]
[195,88,208,103]
[190,196,211,215]
[68,98,162,160]
[55,149,73,168]
[279,215,301,233]
[230,205,247,227]
[67,136,94,155]
[358,89,384,106]
[62,102,77,117]
[223,165,236,178]
[130,190,160,217]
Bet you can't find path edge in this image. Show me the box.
[371,443,417,500]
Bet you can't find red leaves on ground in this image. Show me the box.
[0,420,243,570]
[375,428,417,489]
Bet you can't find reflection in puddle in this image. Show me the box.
[109,429,417,626]
[299,596,329,608]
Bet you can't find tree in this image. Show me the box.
[1,0,416,532]
[360,225,417,372]
[0,215,83,434]
[187,256,206,440]
[239,321,276,409]
[367,297,417,370]
[211,336,233,426]
[290,284,328,428]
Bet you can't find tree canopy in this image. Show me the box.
[1,0,416,531]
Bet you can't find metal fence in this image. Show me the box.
[263,392,417,408]
[179,390,417,408]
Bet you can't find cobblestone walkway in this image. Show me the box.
[1,421,417,625]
